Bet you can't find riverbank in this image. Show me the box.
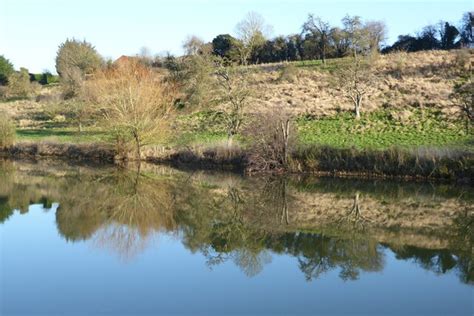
[1,141,472,183]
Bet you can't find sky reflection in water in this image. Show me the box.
[0,160,472,315]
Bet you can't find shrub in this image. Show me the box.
[0,113,16,148]
[278,63,298,83]
[244,110,296,173]
[7,68,40,99]
[0,55,14,86]
[453,49,471,72]
[391,50,408,78]
[56,38,103,98]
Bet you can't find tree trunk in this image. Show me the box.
[321,44,326,65]
[133,132,141,162]
[281,119,290,166]
[355,95,362,120]
[78,122,83,133]
[227,134,234,147]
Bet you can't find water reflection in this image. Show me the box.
[0,159,472,284]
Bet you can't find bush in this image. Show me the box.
[56,38,103,98]
[7,68,40,99]
[40,72,59,85]
[0,114,16,148]
[244,110,296,173]
[0,55,14,86]
[278,63,298,83]
[453,49,471,72]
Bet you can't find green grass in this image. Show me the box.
[172,110,228,146]
[16,128,110,143]
[13,109,473,151]
[297,109,473,150]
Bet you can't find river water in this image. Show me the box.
[0,160,472,315]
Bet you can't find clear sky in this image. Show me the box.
[0,0,471,73]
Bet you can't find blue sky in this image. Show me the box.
[0,0,471,73]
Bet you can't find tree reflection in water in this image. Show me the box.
[0,160,472,283]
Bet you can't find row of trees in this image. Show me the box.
[183,11,472,66]
[185,12,387,66]
[383,12,474,53]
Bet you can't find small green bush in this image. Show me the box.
[0,114,16,148]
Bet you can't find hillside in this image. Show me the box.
[0,50,472,155]
[244,50,470,117]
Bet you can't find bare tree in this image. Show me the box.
[337,192,372,231]
[183,35,206,56]
[342,15,367,58]
[235,12,271,65]
[302,15,332,64]
[137,46,153,67]
[87,60,176,160]
[364,21,387,53]
[214,60,251,144]
[335,56,376,119]
[244,110,295,172]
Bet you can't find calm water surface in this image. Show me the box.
[0,160,472,315]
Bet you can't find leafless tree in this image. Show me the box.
[183,35,206,56]
[342,15,367,58]
[214,60,251,144]
[337,192,372,230]
[235,12,272,65]
[302,15,332,64]
[364,21,387,53]
[243,109,295,172]
[87,60,176,160]
[335,56,376,119]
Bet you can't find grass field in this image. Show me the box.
[297,110,473,150]
[16,128,110,143]
[15,109,473,151]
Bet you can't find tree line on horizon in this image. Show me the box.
[163,10,473,66]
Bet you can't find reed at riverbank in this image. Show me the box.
[1,141,472,183]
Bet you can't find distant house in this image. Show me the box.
[114,55,141,66]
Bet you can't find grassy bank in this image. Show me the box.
[14,109,473,150]
[5,107,473,182]
[298,109,472,150]
[175,109,472,150]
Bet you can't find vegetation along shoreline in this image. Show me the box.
[1,141,472,184]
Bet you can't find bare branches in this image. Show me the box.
[335,56,377,119]
[235,12,272,65]
[302,15,332,63]
[243,110,295,173]
[87,60,176,160]
[214,60,251,142]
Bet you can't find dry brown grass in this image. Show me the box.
[245,50,471,118]
[1,50,469,129]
